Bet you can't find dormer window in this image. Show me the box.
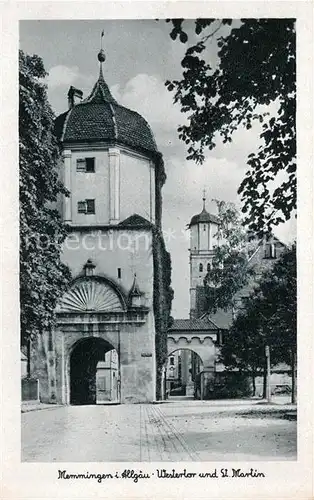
[264,243,276,259]
[76,157,95,173]
[77,199,95,214]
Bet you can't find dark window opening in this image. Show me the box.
[199,263,203,272]
[170,356,174,366]
[117,268,121,279]
[86,157,95,173]
[203,224,206,231]
[207,262,211,272]
[86,199,95,214]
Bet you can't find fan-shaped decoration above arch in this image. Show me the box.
[58,279,124,313]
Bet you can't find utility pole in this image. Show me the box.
[265,344,271,403]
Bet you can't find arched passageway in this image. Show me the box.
[70,337,119,405]
[166,349,203,400]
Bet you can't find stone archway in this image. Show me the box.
[166,348,204,399]
[167,335,215,368]
[167,334,217,400]
[70,337,118,405]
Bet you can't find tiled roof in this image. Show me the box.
[118,214,152,227]
[169,317,218,332]
[54,71,158,156]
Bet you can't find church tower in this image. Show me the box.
[189,192,220,319]
[31,43,170,405]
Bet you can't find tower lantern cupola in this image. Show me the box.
[188,191,220,252]
[54,41,160,227]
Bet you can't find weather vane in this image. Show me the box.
[100,30,104,49]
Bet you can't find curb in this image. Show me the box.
[21,404,62,413]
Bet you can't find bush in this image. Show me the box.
[213,372,252,399]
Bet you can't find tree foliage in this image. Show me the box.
[19,50,71,347]
[220,244,296,376]
[204,200,255,313]
[166,19,296,236]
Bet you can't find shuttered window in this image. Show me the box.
[77,199,95,214]
[77,201,86,213]
[76,157,95,173]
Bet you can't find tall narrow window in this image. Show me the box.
[207,262,211,272]
[264,243,276,259]
[86,157,95,173]
[199,263,203,272]
[86,199,95,214]
[117,268,121,279]
[77,201,86,213]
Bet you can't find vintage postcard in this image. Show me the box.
[1,1,313,499]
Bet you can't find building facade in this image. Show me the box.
[166,198,220,399]
[30,48,169,405]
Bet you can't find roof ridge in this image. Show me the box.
[109,103,118,139]
[61,108,73,142]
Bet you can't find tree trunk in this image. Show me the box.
[27,338,31,378]
[291,348,297,404]
[251,370,256,397]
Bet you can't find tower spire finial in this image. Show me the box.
[202,188,206,210]
[97,30,106,80]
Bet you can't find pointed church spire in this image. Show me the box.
[83,34,117,105]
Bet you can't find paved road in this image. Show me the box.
[21,400,297,462]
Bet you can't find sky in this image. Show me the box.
[20,19,296,318]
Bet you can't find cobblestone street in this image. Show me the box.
[21,399,297,462]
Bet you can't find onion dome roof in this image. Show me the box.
[54,65,158,156]
[188,192,220,227]
[189,208,220,227]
